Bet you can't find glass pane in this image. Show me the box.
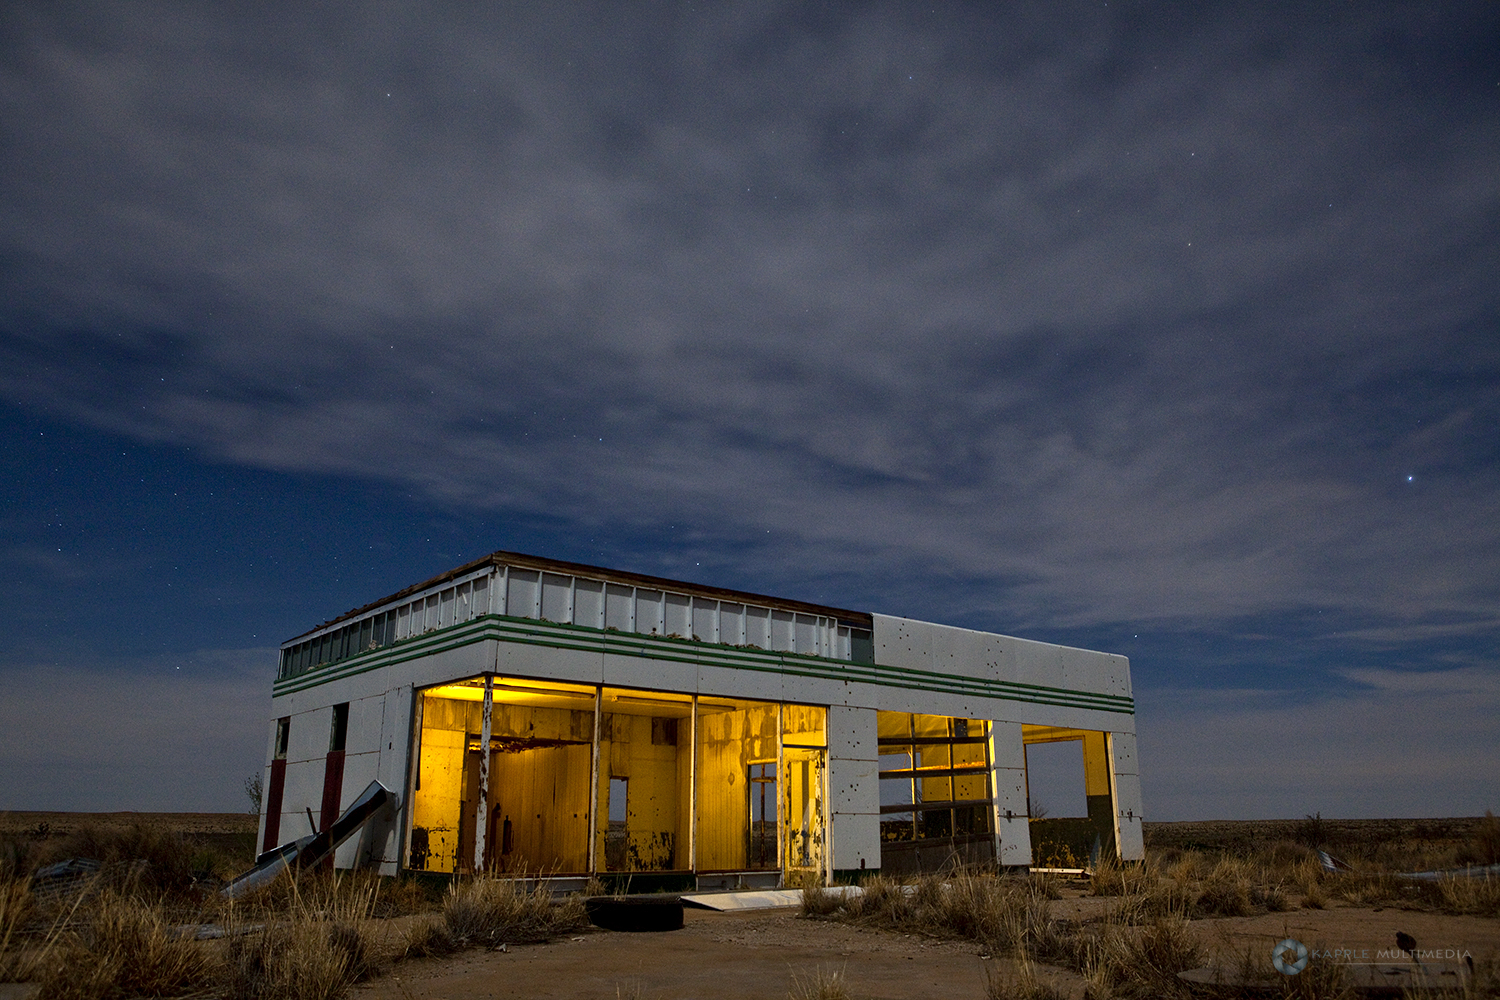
[917,807,953,840]
[954,804,992,837]
[881,811,916,843]
[912,713,950,741]
[781,704,826,746]
[604,777,628,870]
[876,710,912,740]
[954,774,989,801]
[748,761,777,868]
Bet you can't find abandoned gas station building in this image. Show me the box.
[257,551,1143,886]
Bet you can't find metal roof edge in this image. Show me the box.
[286,549,874,642]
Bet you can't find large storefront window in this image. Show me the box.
[407,676,826,880]
[408,677,595,874]
[877,711,993,874]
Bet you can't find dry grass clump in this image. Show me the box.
[34,824,202,898]
[1457,811,1500,866]
[787,965,852,1000]
[222,916,373,1000]
[1089,855,1170,901]
[1323,870,1398,908]
[1436,872,1500,917]
[1,838,41,883]
[398,914,459,959]
[214,867,433,926]
[0,877,33,951]
[441,876,588,946]
[1150,817,1500,919]
[221,867,373,919]
[369,875,439,918]
[833,874,904,924]
[983,953,1066,1000]
[33,890,217,1000]
[0,876,51,982]
[942,871,1036,949]
[1087,854,1132,897]
[998,882,1069,964]
[1249,880,1290,912]
[1070,911,1203,999]
[806,871,1064,964]
[1192,857,1255,917]
[1107,875,1196,925]
[220,874,379,1000]
[1462,955,1500,997]
[1264,839,1315,867]
[799,881,842,917]
[11,869,382,1000]
[1162,850,1210,884]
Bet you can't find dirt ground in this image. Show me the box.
[358,906,994,1000]
[353,892,1500,1000]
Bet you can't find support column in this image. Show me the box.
[688,697,698,873]
[989,721,1031,866]
[473,674,493,873]
[401,693,425,872]
[775,704,785,884]
[826,705,879,879]
[1109,732,1145,861]
[587,685,602,874]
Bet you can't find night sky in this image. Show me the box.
[2,3,1496,819]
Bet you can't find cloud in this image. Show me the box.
[0,649,273,811]
[0,2,1496,645]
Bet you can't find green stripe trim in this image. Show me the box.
[271,614,1134,714]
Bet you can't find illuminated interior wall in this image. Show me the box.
[695,698,778,871]
[482,695,594,874]
[408,697,468,873]
[595,689,692,872]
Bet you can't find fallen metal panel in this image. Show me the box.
[679,885,866,911]
[222,779,394,898]
[680,889,804,911]
[1318,850,1500,881]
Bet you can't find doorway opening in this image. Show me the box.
[1022,726,1116,868]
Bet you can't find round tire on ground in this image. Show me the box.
[584,895,685,932]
